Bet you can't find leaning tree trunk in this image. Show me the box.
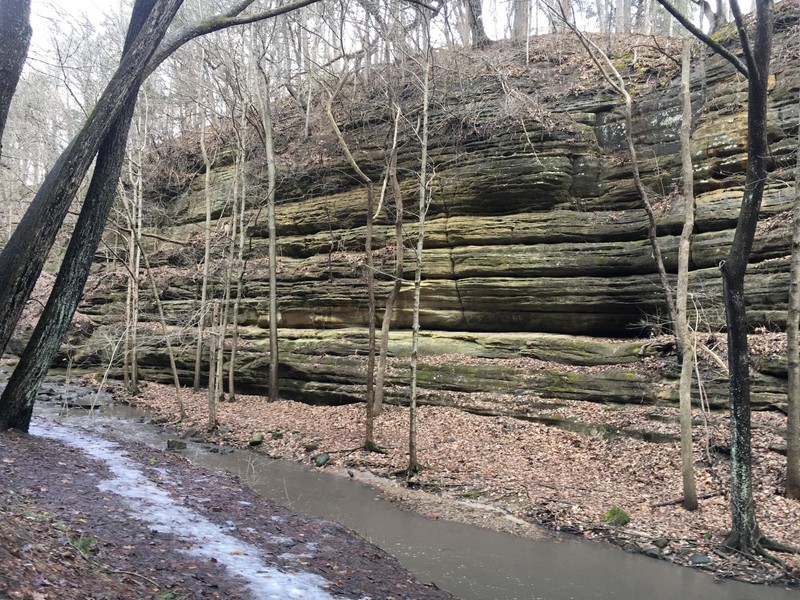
[325,69,378,449]
[0,0,169,432]
[0,0,31,160]
[0,0,184,361]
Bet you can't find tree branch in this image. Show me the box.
[146,0,325,76]
[653,0,748,77]
[729,0,757,77]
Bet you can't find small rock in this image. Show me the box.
[249,433,265,447]
[181,427,199,439]
[167,439,187,450]
[220,446,235,455]
[622,542,640,554]
[644,546,661,558]
[313,452,330,468]
[652,537,670,549]
[690,553,711,565]
[304,442,320,453]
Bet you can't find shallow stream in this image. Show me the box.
[32,398,799,600]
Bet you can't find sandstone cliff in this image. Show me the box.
[76,7,800,416]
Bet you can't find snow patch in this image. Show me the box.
[32,420,341,600]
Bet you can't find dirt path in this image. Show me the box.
[0,418,454,600]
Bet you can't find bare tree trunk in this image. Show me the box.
[0,0,31,160]
[719,0,773,552]
[364,184,377,447]
[374,105,403,415]
[615,0,631,33]
[137,223,186,422]
[228,100,249,403]
[0,0,168,431]
[325,70,377,449]
[785,69,800,499]
[258,68,280,401]
[464,0,490,48]
[676,39,698,511]
[409,16,432,476]
[512,0,531,40]
[194,75,214,392]
[208,301,219,430]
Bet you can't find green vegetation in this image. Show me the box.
[70,533,96,557]
[603,506,630,526]
[461,489,485,499]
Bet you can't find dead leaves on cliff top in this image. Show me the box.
[130,379,800,585]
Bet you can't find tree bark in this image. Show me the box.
[464,0,490,48]
[258,69,280,401]
[785,45,800,499]
[720,0,773,552]
[0,0,31,160]
[409,17,432,475]
[0,0,166,432]
[676,39,698,511]
[512,0,531,41]
[374,105,403,415]
[194,60,214,393]
[0,0,184,362]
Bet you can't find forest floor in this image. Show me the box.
[0,414,454,600]
[126,381,800,589]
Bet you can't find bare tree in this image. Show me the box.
[657,0,779,553]
[408,10,433,475]
[0,0,184,365]
[786,89,800,499]
[512,0,531,40]
[257,66,281,402]
[675,38,698,511]
[0,0,181,432]
[0,0,330,432]
[374,104,404,415]
[324,65,379,451]
[193,55,216,393]
[464,0,490,48]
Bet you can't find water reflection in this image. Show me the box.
[34,401,795,600]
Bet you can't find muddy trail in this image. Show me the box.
[0,412,453,600]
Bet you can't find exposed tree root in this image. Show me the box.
[718,535,800,570]
[363,440,387,454]
[760,537,800,555]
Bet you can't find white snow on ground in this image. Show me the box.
[31,419,341,600]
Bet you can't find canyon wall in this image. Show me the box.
[75,9,800,415]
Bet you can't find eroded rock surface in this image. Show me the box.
[73,8,800,412]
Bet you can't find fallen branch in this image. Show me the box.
[652,492,721,508]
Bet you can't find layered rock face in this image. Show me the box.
[78,10,799,413]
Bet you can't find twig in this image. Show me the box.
[81,554,161,589]
[652,491,720,507]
